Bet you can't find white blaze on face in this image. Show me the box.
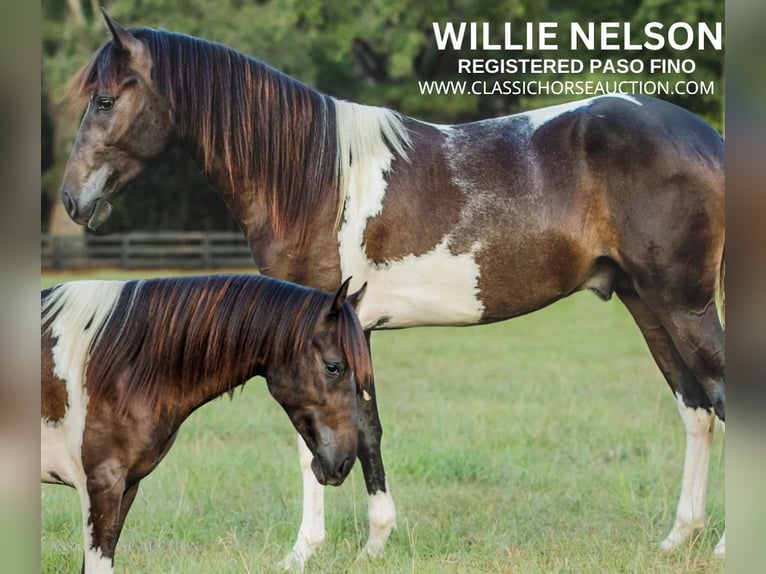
[334,100,485,329]
[523,94,643,130]
[81,164,113,211]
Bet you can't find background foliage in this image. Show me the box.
[41,0,724,233]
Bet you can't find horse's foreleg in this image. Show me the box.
[356,377,395,557]
[78,488,114,574]
[279,435,326,572]
[79,460,132,574]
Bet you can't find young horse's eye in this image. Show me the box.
[97,97,115,111]
[324,361,342,377]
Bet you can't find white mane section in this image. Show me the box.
[333,99,411,228]
[43,281,125,385]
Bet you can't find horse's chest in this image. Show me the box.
[40,323,91,487]
[41,422,83,486]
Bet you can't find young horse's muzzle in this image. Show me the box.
[308,421,357,486]
[311,449,355,487]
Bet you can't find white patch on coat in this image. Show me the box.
[334,99,411,230]
[41,281,125,573]
[41,282,123,485]
[335,102,484,329]
[523,95,642,130]
[661,392,715,551]
[344,235,484,329]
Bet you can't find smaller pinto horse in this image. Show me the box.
[41,274,370,574]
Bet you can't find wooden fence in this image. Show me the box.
[41,232,255,270]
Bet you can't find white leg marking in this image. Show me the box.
[714,420,725,556]
[661,393,714,550]
[78,484,115,574]
[84,543,114,574]
[278,435,325,572]
[362,482,396,558]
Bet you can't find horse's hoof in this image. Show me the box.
[277,552,306,573]
[713,532,725,556]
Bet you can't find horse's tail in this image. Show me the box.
[717,242,725,328]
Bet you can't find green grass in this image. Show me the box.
[41,271,724,573]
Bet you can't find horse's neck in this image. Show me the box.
[183,147,341,287]
[179,148,272,259]
[172,355,264,422]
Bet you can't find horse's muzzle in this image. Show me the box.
[311,452,355,486]
[61,186,79,222]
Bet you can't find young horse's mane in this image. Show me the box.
[67,28,411,243]
[42,275,372,415]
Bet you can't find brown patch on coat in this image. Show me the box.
[362,121,464,264]
[41,331,68,423]
[470,112,609,321]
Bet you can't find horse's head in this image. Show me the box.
[61,9,172,228]
[266,280,370,486]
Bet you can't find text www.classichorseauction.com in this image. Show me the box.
[421,20,721,97]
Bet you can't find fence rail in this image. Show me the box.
[42,232,255,270]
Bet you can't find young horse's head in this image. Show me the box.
[265,279,370,486]
[61,10,174,227]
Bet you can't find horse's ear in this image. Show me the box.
[346,282,367,312]
[329,277,353,316]
[101,8,146,63]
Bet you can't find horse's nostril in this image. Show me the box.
[336,456,353,479]
[61,188,76,217]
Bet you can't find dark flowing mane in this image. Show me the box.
[67,28,339,245]
[42,275,372,415]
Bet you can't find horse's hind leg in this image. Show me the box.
[617,292,719,552]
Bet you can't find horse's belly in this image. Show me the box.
[341,238,485,329]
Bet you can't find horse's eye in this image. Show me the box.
[97,97,115,112]
[324,362,342,377]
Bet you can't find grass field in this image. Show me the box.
[41,270,724,573]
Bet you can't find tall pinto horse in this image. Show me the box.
[58,10,725,568]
